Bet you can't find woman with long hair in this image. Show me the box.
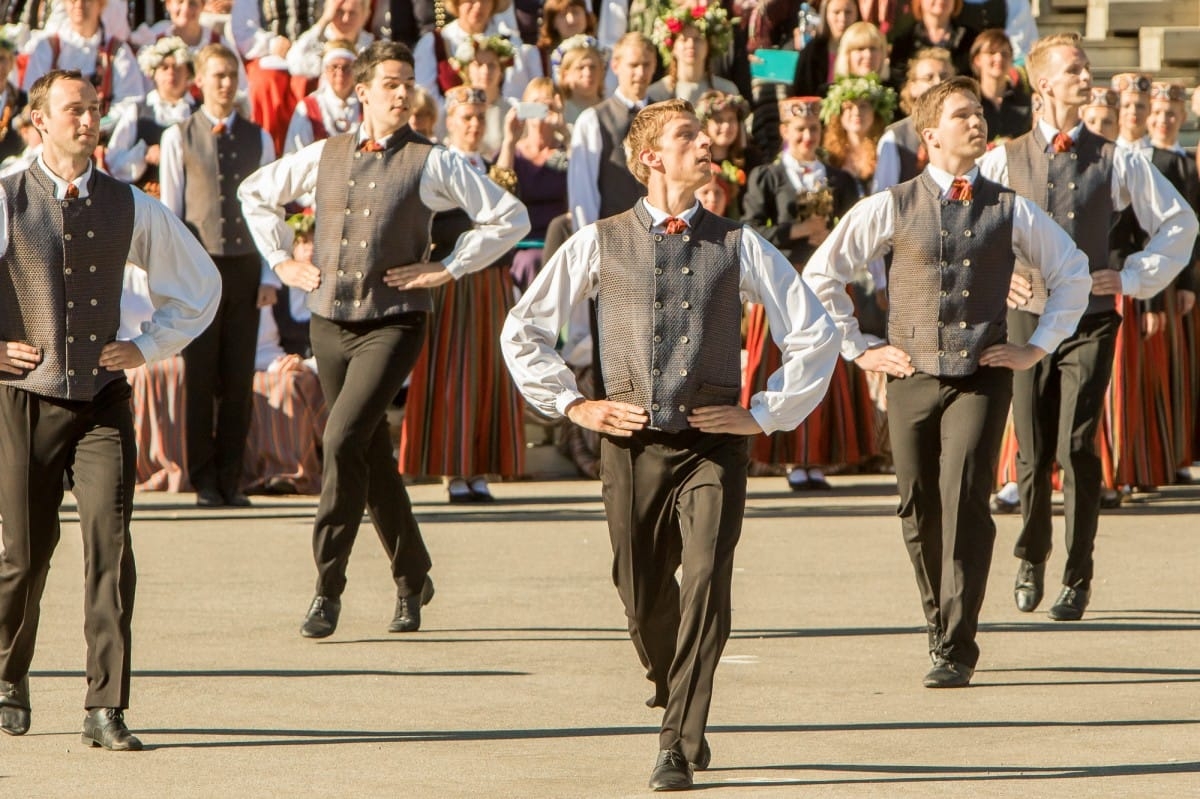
[645,1,739,104]
[550,34,607,125]
[792,0,860,96]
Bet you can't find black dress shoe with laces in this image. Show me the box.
[923,657,974,688]
[648,748,693,791]
[1048,585,1090,621]
[1014,559,1046,612]
[0,675,30,736]
[82,708,143,751]
[300,595,341,638]
[388,577,435,633]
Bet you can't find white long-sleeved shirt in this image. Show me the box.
[803,165,1093,363]
[501,199,842,436]
[22,28,146,106]
[104,91,197,184]
[978,119,1198,299]
[238,128,531,280]
[14,158,221,363]
[567,88,643,231]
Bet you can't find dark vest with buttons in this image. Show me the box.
[310,130,436,322]
[594,96,648,220]
[595,203,744,433]
[179,112,262,256]
[0,167,134,401]
[1005,126,1115,315]
[887,172,1015,377]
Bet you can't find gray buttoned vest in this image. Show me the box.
[310,130,436,321]
[180,113,262,256]
[888,172,1015,377]
[1005,126,1115,315]
[594,96,648,220]
[596,203,744,433]
[0,167,134,400]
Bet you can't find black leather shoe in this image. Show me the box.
[923,658,974,688]
[648,748,693,791]
[1048,585,1090,621]
[0,675,30,736]
[224,492,252,508]
[690,737,711,771]
[1014,559,1046,612]
[196,487,224,507]
[388,577,435,633]
[300,595,341,638]
[82,708,143,751]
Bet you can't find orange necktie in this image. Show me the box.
[65,184,79,199]
[1052,132,1074,153]
[948,177,973,201]
[360,139,384,152]
[663,216,689,235]
[211,122,226,135]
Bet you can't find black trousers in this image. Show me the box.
[887,368,1012,668]
[309,313,432,599]
[0,380,137,709]
[599,429,748,763]
[183,253,261,497]
[1008,309,1122,589]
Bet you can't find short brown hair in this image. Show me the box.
[1026,32,1082,94]
[28,69,89,115]
[194,42,239,75]
[612,31,655,63]
[911,75,981,138]
[624,99,693,185]
[353,40,414,87]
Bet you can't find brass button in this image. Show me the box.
[1066,211,1075,219]
[681,235,690,242]
[354,152,361,160]
[679,369,688,376]
[368,182,376,189]
[1047,182,1054,189]
[64,233,72,241]
[353,300,361,307]
[963,229,973,237]
[941,230,949,237]
[363,209,371,216]
[959,349,968,357]
[1070,152,1078,160]
[653,301,662,309]
[962,258,971,266]
[938,351,945,357]
[349,179,356,186]
[92,368,98,375]
[360,241,367,248]
[962,290,970,297]
[681,301,690,309]
[68,369,75,376]
[90,299,97,306]
[341,238,348,246]
[678,404,687,412]
[1047,211,1054,218]
[333,300,341,306]
[67,301,74,308]
[90,334,97,341]
[959,321,967,329]
[681,267,691,274]
[67,335,74,343]
[940,291,948,297]
[355,271,363,279]
[345,208,351,215]
[680,335,689,343]
[653,335,661,342]
[1068,182,1077,189]
[652,368,660,376]
[654,268,662,275]
[940,200,948,207]
[651,403,660,411]
[65,267,72,275]
[940,260,948,268]
[86,231,94,238]
[89,265,96,272]
[654,234,664,242]
[937,321,944,328]
[337,269,345,276]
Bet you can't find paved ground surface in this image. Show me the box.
[3,474,1198,798]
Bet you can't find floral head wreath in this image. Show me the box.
[695,90,749,124]
[1084,87,1117,110]
[651,1,738,66]
[137,36,194,79]
[780,96,822,119]
[705,161,740,205]
[444,85,488,112]
[819,74,897,126]
[550,34,607,83]
[286,209,315,237]
[452,34,515,76]
[1150,82,1187,103]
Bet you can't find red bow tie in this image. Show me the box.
[65,183,80,199]
[211,122,226,135]
[360,139,385,152]
[948,177,973,201]
[1052,132,1074,153]
[663,216,689,235]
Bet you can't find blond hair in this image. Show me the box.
[1026,32,1082,95]
[194,42,239,75]
[624,98,693,185]
[833,21,887,79]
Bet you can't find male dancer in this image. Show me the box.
[805,77,1092,687]
[502,99,840,790]
[240,41,528,638]
[0,70,219,748]
[980,33,1196,621]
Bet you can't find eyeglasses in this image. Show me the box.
[325,63,353,73]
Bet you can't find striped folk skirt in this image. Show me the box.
[740,302,879,467]
[398,265,526,477]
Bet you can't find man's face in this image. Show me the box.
[645,112,711,191]
[612,43,655,100]
[33,77,100,158]
[323,56,355,97]
[331,0,365,29]
[1039,45,1092,107]
[356,59,415,132]
[197,56,239,108]
[445,102,486,151]
[1147,99,1183,147]
[780,114,821,160]
[166,0,203,28]
[455,0,495,32]
[66,0,105,31]
[908,58,951,101]
[1117,92,1148,140]
[926,90,988,162]
[1081,106,1117,141]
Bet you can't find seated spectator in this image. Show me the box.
[450,32,516,159]
[284,38,360,154]
[408,84,439,138]
[0,38,28,166]
[536,0,594,76]
[106,36,196,193]
[821,72,896,195]
[791,0,860,97]
[287,0,373,82]
[1080,86,1117,142]
[550,33,606,125]
[0,108,40,176]
[874,47,953,190]
[695,89,753,215]
[645,1,738,104]
[832,20,889,84]
[970,28,1030,143]
[888,0,977,85]
[22,0,145,115]
[1112,71,1153,151]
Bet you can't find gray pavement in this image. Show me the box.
[4,475,1199,798]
